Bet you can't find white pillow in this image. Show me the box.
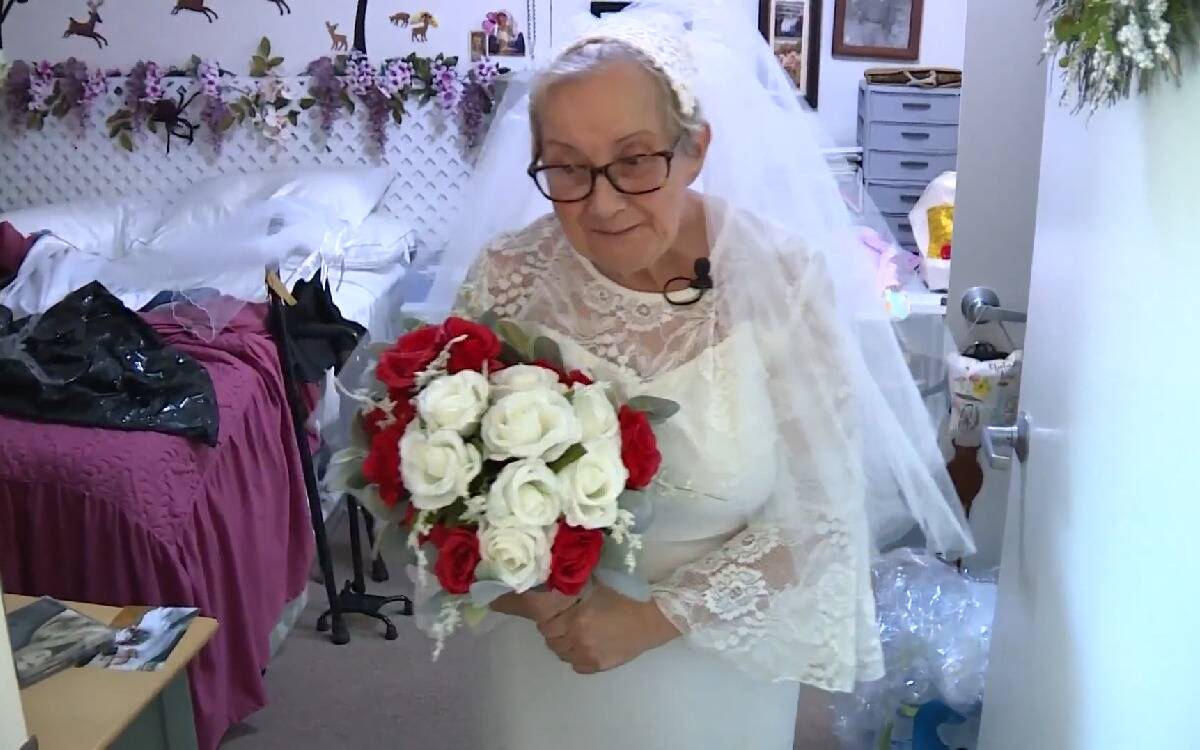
[339,213,417,269]
[159,167,396,235]
[0,198,163,258]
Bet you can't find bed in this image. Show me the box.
[0,167,414,750]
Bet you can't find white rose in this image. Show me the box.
[481,389,582,462]
[416,370,489,435]
[490,364,564,399]
[477,523,554,593]
[570,383,618,448]
[558,448,628,529]
[400,427,482,510]
[486,459,562,528]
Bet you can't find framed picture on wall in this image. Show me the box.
[759,0,822,110]
[832,0,923,61]
[590,2,631,18]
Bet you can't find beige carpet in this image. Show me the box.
[221,515,483,749]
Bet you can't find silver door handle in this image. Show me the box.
[961,286,1028,325]
[982,412,1031,471]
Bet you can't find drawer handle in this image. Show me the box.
[900,160,930,169]
[902,102,932,111]
[901,131,932,140]
[900,194,920,204]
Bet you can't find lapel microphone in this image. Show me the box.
[663,258,713,306]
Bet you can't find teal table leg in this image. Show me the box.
[110,675,198,750]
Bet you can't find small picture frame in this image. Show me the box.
[590,2,631,17]
[470,30,487,61]
[482,9,527,57]
[832,0,923,61]
[759,0,822,109]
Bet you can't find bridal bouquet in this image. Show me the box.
[329,314,676,656]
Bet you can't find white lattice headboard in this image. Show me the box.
[0,79,477,256]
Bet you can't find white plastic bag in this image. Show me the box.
[909,171,956,291]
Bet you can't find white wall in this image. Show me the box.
[817,0,968,146]
[1,0,555,74]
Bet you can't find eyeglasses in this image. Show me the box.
[527,141,679,203]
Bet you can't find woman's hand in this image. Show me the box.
[491,590,577,623]
[537,583,680,674]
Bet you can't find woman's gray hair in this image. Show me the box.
[529,39,705,157]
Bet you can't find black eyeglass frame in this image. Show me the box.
[527,139,682,203]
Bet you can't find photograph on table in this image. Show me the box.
[759,0,822,109]
[833,0,924,61]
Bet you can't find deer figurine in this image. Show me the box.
[266,0,291,15]
[64,0,107,48]
[389,11,410,27]
[326,21,348,51]
[172,0,219,22]
[411,12,437,43]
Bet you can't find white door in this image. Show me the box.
[976,63,1200,747]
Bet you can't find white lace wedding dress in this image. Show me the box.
[453,211,884,749]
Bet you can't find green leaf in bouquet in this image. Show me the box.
[598,537,629,571]
[257,36,272,59]
[267,56,285,70]
[594,567,651,602]
[401,316,429,333]
[619,491,656,533]
[626,395,680,423]
[299,97,316,110]
[533,337,564,370]
[469,580,513,607]
[325,447,369,492]
[497,320,533,360]
[463,604,490,629]
[547,444,587,473]
[478,310,500,331]
[498,341,524,367]
[117,131,135,152]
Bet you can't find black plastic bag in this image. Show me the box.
[0,281,219,445]
[284,274,368,384]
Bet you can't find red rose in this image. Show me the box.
[618,405,662,490]
[533,359,594,387]
[548,522,605,596]
[423,523,450,548]
[444,317,501,374]
[362,421,407,507]
[433,527,482,595]
[376,324,445,392]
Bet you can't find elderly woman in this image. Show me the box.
[433,3,972,747]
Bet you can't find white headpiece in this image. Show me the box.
[558,10,700,116]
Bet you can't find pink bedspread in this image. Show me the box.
[0,304,315,750]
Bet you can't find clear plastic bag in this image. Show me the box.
[831,548,998,749]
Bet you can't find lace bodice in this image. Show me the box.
[455,213,884,692]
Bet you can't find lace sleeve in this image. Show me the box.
[649,253,884,693]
